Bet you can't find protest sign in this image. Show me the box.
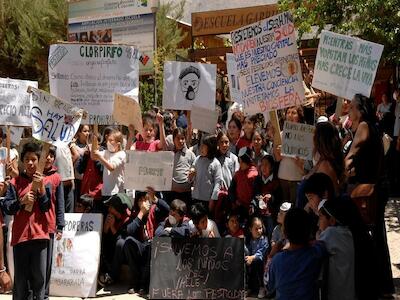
[281,121,315,160]
[0,148,6,182]
[29,87,84,146]
[226,53,242,104]
[48,43,139,125]
[191,106,218,133]
[9,126,24,146]
[230,12,305,115]
[50,213,102,298]
[113,93,143,132]
[68,0,154,75]
[125,151,174,191]
[312,31,384,100]
[163,62,216,111]
[0,77,38,126]
[149,237,245,299]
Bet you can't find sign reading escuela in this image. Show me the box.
[312,30,384,100]
[149,237,245,299]
[281,121,315,160]
[192,4,278,36]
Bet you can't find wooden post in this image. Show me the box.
[269,110,282,146]
[92,124,99,151]
[25,142,50,212]
[5,126,10,164]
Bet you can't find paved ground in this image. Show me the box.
[0,198,399,300]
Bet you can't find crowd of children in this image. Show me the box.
[0,91,397,300]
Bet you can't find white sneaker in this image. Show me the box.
[257,287,266,299]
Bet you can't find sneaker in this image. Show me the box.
[127,288,139,295]
[98,273,113,287]
[257,287,266,299]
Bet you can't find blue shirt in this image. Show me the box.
[267,242,327,300]
[246,236,269,262]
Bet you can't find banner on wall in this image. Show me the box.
[281,121,315,160]
[48,43,139,125]
[0,78,38,126]
[68,0,154,75]
[29,87,84,146]
[162,62,216,111]
[230,11,305,115]
[312,30,384,100]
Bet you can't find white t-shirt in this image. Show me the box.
[55,144,75,181]
[278,156,304,181]
[100,150,126,196]
[189,218,220,238]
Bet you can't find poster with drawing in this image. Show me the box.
[162,62,216,110]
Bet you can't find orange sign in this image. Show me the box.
[191,4,278,37]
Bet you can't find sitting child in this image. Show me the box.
[75,194,94,213]
[188,203,220,238]
[224,210,244,238]
[155,199,190,238]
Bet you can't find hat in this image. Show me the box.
[280,202,292,212]
[104,193,133,214]
[317,116,329,123]
[238,147,253,164]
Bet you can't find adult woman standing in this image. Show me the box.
[345,94,394,299]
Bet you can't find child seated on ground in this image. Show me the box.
[267,208,328,300]
[75,194,94,213]
[155,199,190,238]
[224,210,244,238]
[188,203,220,238]
[245,217,269,299]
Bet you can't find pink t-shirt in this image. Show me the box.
[134,140,160,152]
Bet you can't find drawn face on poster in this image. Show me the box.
[179,66,201,101]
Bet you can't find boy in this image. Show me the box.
[267,208,327,300]
[155,199,190,237]
[188,203,220,238]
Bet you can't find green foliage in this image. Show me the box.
[279,0,400,61]
[0,0,67,89]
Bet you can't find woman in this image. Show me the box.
[345,93,394,299]
[227,117,242,155]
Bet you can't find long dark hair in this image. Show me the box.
[353,94,377,124]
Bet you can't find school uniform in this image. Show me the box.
[191,156,222,202]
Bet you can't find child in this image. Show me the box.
[190,135,222,215]
[252,128,268,169]
[188,202,220,238]
[237,115,257,151]
[227,117,242,155]
[252,154,282,239]
[127,113,166,152]
[224,210,244,238]
[267,208,327,300]
[245,217,269,298]
[317,200,356,300]
[71,124,90,201]
[75,194,94,213]
[43,146,65,300]
[2,142,51,300]
[91,129,126,199]
[228,147,258,219]
[155,199,190,237]
[166,128,196,204]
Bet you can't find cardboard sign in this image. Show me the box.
[281,121,315,160]
[149,237,245,299]
[0,77,38,126]
[50,213,103,298]
[29,87,84,146]
[113,93,143,132]
[230,12,305,115]
[125,151,174,191]
[226,53,242,104]
[48,43,139,125]
[9,126,25,146]
[191,106,218,133]
[312,30,384,100]
[163,62,216,111]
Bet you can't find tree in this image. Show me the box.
[279,0,400,61]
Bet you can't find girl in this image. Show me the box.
[245,217,269,298]
[275,106,305,204]
[92,129,126,199]
[252,128,268,169]
[227,117,242,155]
[127,113,166,152]
[224,211,244,238]
[237,115,258,151]
[216,131,239,225]
[71,124,90,201]
[190,135,222,215]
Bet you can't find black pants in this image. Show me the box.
[247,259,264,292]
[13,239,48,300]
[44,234,55,300]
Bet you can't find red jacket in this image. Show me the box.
[3,174,51,246]
[229,165,258,209]
[43,166,65,234]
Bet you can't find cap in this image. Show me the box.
[280,202,292,212]
[104,193,133,214]
[238,147,253,163]
[317,116,329,123]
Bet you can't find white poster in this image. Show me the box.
[50,213,103,298]
[29,87,84,146]
[0,77,38,126]
[226,53,242,104]
[48,43,139,125]
[230,12,305,114]
[0,148,6,182]
[162,61,216,111]
[113,93,143,133]
[9,126,25,146]
[125,151,174,191]
[191,105,218,133]
[281,121,315,160]
[312,30,384,100]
